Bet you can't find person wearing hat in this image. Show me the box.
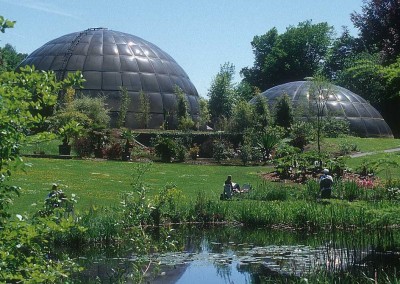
[319,169,333,198]
[225,175,241,193]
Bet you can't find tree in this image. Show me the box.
[136,90,152,129]
[351,0,400,63]
[323,27,364,80]
[198,97,210,130]
[208,62,235,127]
[308,76,335,155]
[230,100,253,132]
[0,16,15,33]
[274,94,294,129]
[241,21,334,91]
[251,95,271,133]
[0,43,27,71]
[117,87,131,128]
[0,16,84,282]
[174,85,194,130]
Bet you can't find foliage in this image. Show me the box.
[212,139,234,163]
[234,80,260,102]
[0,43,27,72]
[229,100,253,132]
[152,135,178,162]
[189,144,200,160]
[0,16,15,33]
[273,93,293,129]
[308,76,335,155]
[103,141,123,160]
[71,95,110,129]
[321,117,350,138]
[241,21,334,91]
[208,62,235,126]
[197,97,210,130]
[258,131,280,161]
[338,139,359,155]
[251,95,271,133]
[351,0,400,63]
[322,27,364,80]
[58,120,84,146]
[72,135,94,158]
[117,87,131,128]
[289,121,315,150]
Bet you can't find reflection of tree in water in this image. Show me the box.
[214,262,233,283]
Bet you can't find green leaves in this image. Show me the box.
[0,16,15,33]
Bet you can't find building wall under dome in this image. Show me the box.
[250,81,393,138]
[18,28,200,129]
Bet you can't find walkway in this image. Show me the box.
[350,147,400,158]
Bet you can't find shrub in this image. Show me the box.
[212,139,234,163]
[189,144,200,160]
[103,142,123,160]
[72,135,94,158]
[289,121,314,150]
[322,117,350,138]
[153,136,177,162]
[338,139,359,155]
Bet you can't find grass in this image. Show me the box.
[10,157,268,214]
[319,137,400,154]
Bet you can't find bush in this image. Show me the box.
[290,121,314,150]
[153,136,177,162]
[338,139,359,155]
[72,136,94,158]
[212,139,234,163]
[103,142,123,160]
[322,117,350,138]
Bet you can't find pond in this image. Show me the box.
[75,225,400,283]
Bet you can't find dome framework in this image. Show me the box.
[18,28,200,129]
[250,81,393,138]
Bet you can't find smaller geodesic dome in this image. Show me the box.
[249,81,393,138]
[17,28,200,129]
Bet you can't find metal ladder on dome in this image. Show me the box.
[57,28,107,81]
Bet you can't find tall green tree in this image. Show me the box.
[207,62,235,127]
[198,97,210,130]
[323,27,364,80]
[174,85,194,130]
[136,90,152,129]
[230,100,253,132]
[252,95,271,133]
[274,94,293,129]
[0,44,27,71]
[241,21,334,91]
[308,76,335,155]
[351,0,400,63]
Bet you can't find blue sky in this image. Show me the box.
[1,0,363,97]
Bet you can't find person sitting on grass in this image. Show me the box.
[225,175,241,194]
[319,168,333,199]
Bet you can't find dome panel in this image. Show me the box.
[18,28,199,129]
[250,81,393,138]
[84,55,103,71]
[121,73,142,91]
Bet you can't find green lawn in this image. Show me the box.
[323,137,400,153]
[10,158,268,214]
[12,136,400,215]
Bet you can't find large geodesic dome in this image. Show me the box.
[250,81,393,138]
[18,28,200,129]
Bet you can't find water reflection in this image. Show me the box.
[76,226,400,283]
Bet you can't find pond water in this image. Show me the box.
[75,225,400,283]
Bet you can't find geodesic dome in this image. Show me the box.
[250,81,393,138]
[18,28,200,129]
